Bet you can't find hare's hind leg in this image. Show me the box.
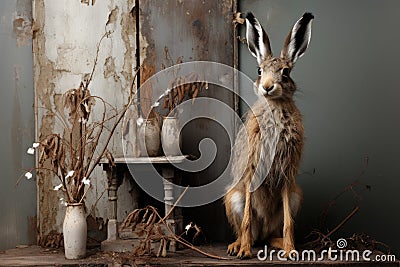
[225,189,244,255]
[269,184,303,253]
[236,187,253,259]
[282,184,303,256]
[224,187,253,258]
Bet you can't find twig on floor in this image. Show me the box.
[325,206,360,239]
[121,186,229,260]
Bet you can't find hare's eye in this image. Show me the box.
[281,68,290,77]
[257,67,262,76]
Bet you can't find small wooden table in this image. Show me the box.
[101,155,187,252]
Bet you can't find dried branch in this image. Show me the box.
[84,67,140,181]
[78,184,91,204]
[155,207,229,260]
[304,206,361,251]
[320,156,370,227]
[79,94,108,180]
[86,31,112,87]
[121,187,229,260]
[325,206,360,239]
[160,72,207,116]
[37,107,70,132]
[24,30,139,204]
[159,186,189,223]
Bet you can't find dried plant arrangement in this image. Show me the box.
[161,72,208,115]
[156,47,208,117]
[19,61,140,204]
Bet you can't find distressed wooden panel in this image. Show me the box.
[138,0,235,241]
[139,0,235,116]
[33,0,138,242]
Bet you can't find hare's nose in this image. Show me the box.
[264,85,274,93]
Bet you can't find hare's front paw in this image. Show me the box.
[237,244,252,259]
[283,245,295,258]
[227,241,241,256]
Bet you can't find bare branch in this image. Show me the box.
[85,67,140,179]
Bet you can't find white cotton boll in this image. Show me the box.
[32,143,40,148]
[137,117,144,126]
[53,184,63,191]
[185,223,193,234]
[66,170,75,178]
[25,172,33,180]
[82,177,90,185]
[27,148,35,155]
[151,102,160,108]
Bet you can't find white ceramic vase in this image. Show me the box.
[138,118,161,157]
[63,203,87,259]
[161,116,182,156]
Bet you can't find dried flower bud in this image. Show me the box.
[53,184,63,191]
[25,172,33,180]
[82,177,90,185]
[65,170,75,178]
[136,117,144,126]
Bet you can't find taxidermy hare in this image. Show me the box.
[224,12,314,258]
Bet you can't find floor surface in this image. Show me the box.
[0,245,398,266]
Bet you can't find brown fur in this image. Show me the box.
[225,96,304,258]
[225,12,313,259]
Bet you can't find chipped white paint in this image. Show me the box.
[139,32,149,65]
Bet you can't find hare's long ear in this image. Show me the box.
[245,12,272,65]
[281,12,314,63]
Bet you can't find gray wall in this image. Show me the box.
[239,0,400,253]
[0,0,36,250]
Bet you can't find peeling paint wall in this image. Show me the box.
[33,0,138,240]
[0,0,36,250]
[33,0,237,244]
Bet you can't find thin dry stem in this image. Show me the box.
[159,186,189,223]
[304,206,360,250]
[325,206,360,239]
[28,31,137,204]
[320,157,369,226]
[85,67,140,179]
[122,186,229,260]
[87,31,112,86]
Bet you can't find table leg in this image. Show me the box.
[162,166,183,252]
[106,166,119,241]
